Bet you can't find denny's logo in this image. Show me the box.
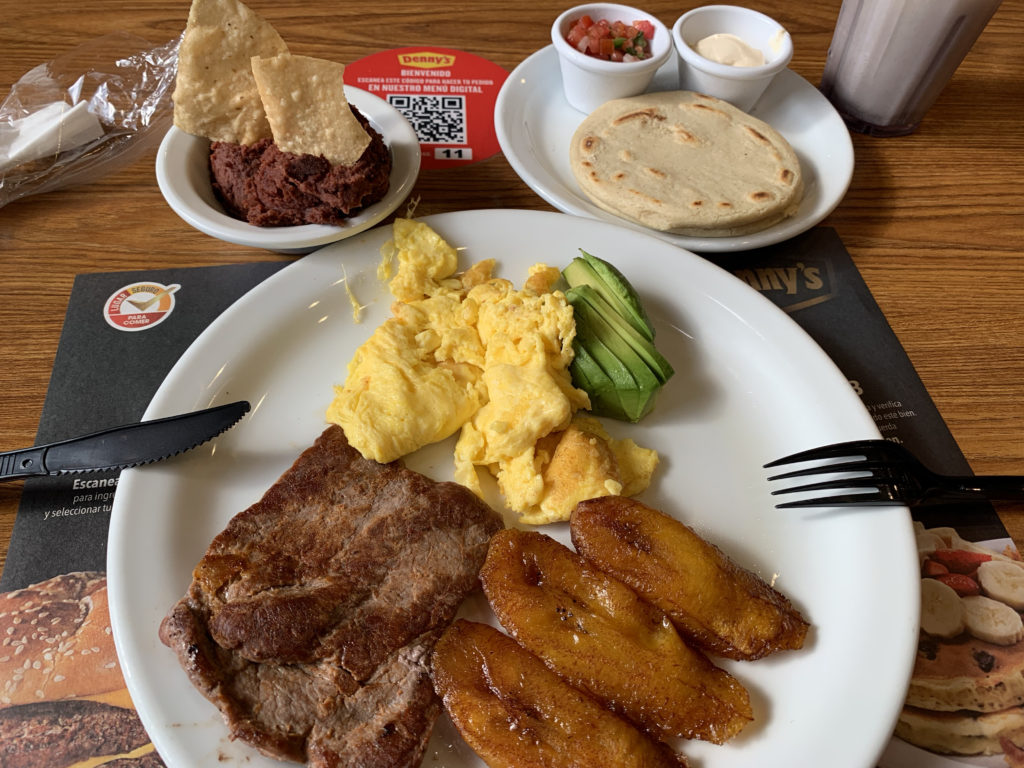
[730,262,836,313]
[398,51,456,69]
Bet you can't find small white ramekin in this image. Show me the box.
[552,3,673,114]
[672,5,793,112]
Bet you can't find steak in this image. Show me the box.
[160,425,503,768]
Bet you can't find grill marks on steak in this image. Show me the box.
[191,428,497,677]
[160,425,503,768]
[162,601,438,766]
[308,637,441,768]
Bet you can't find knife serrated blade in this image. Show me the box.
[0,400,250,481]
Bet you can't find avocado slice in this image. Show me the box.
[579,250,655,339]
[572,306,647,420]
[572,296,660,422]
[583,341,643,421]
[574,299,660,394]
[567,285,674,384]
[570,343,628,420]
[563,257,655,342]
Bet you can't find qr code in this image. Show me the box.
[387,94,466,144]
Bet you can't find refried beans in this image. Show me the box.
[209,106,392,227]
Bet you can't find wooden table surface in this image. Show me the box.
[1,0,1022,576]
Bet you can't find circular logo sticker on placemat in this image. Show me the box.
[103,282,179,332]
[346,47,508,170]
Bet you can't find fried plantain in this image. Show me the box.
[431,619,688,768]
[479,528,751,744]
[571,495,809,661]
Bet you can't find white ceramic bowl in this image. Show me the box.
[155,86,421,255]
[672,5,793,112]
[552,3,673,114]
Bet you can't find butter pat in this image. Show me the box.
[0,101,104,172]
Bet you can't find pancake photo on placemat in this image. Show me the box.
[896,524,1024,764]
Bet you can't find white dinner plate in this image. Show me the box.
[108,209,916,768]
[156,86,421,254]
[495,46,854,253]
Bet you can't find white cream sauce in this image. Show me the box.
[695,33,765,67]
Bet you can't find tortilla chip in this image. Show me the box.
[251,53,371,167]
[173,0,289,144]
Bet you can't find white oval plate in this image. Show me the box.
[108,209,915,768]
[495,46,854,253]
[156,86,421,255]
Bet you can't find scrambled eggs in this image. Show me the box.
[326,218,658,523]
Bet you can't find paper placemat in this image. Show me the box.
[0,227,1009,767]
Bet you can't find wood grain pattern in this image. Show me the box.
[1,0,1022,574]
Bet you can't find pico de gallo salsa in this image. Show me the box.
[565,15,657,61]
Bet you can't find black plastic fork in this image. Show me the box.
[764,439,1024,508]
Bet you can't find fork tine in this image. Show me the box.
[763,439,886,468]
[774,491,900,508]
[767,459,892,481]
[770,475,887,496]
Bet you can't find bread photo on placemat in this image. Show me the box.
[0,571,164,767]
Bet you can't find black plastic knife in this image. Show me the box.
[0,400,250,481]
